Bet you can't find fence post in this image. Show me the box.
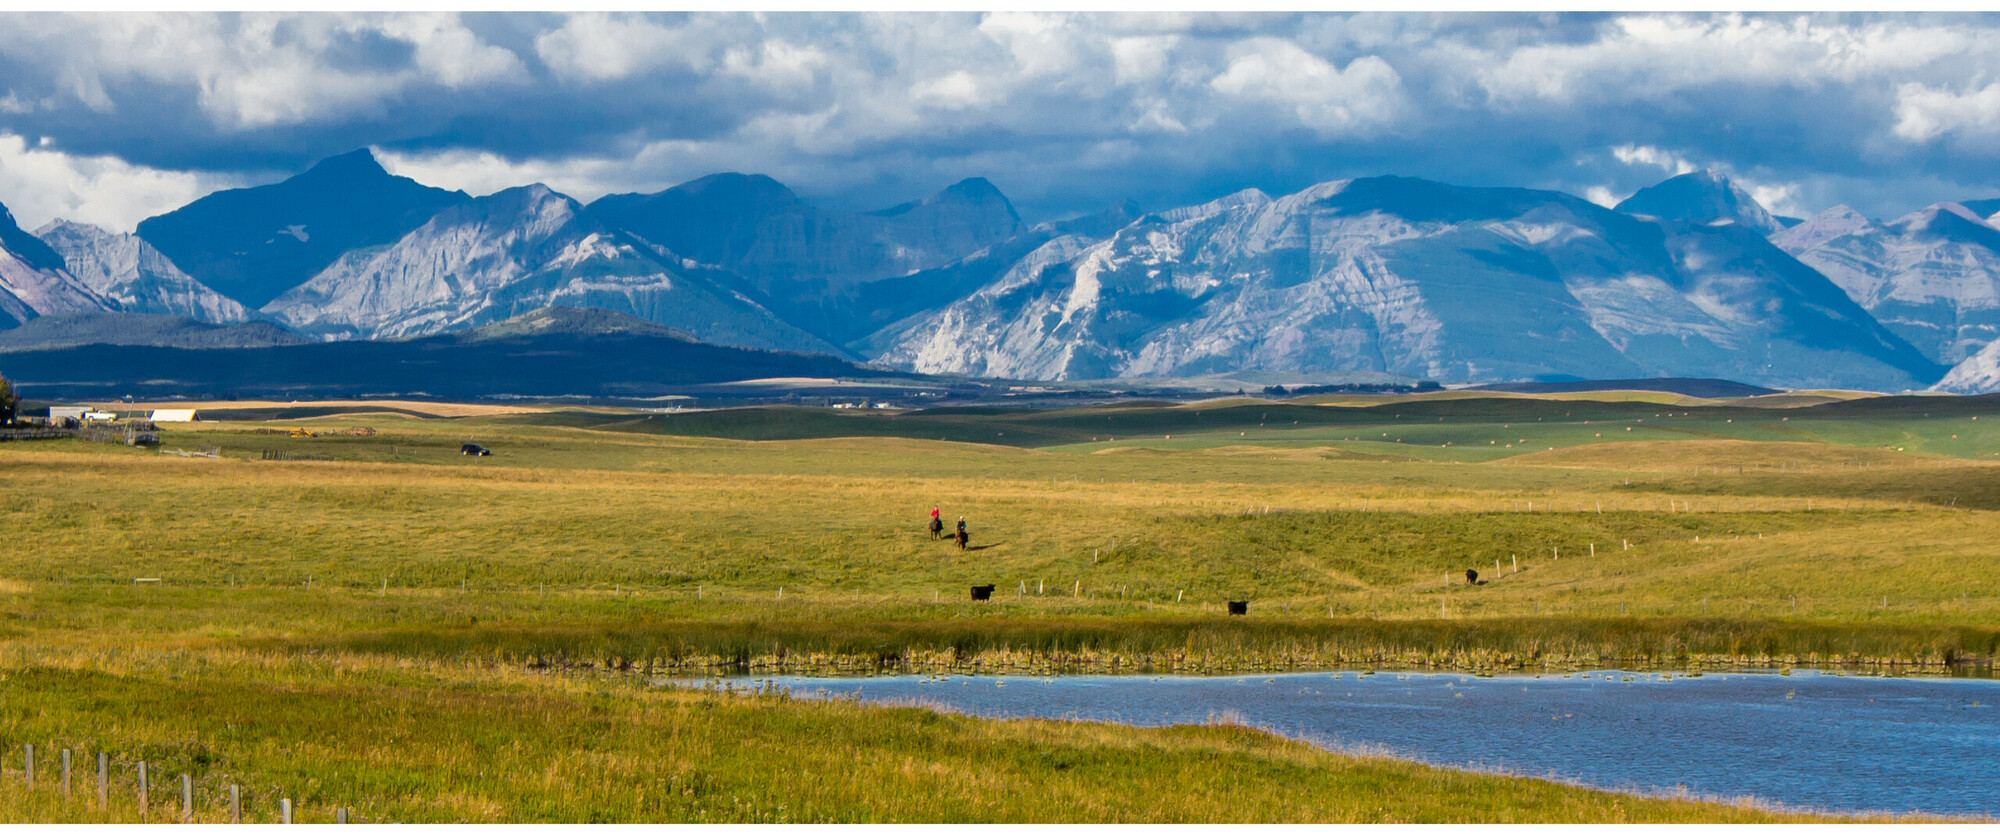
[23,743,31,788]
[139,761,149,818]
[232,784,241,823]
[61,749,70,796]
[338,807,348,824]
[282,798,293,824]
[97,752,107,810]
[181,774,192,821]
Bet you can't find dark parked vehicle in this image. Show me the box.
[461,443,491,456]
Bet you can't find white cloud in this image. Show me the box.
[1612,144,1697,176]
[0,13,525,130]
[381,13,527,90]
[1893,82,2000,142]
[720,39,829,92]
[0,133,234,232]
[535,13,709,82]
[375,147,654,204]
[978,13,1085,81]
[1128,97,1188,134]
[1585,185,1622,208]
[1476,14,1992,106]
[1746,181,1804,217]
[1111,35,1178,86]
[9,12,2000,227]
[911,71,984,111]
[1209,37,1403,133]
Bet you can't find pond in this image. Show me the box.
[743,669,1998,818]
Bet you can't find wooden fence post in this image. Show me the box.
[337,807,348,824]
[181,774,192,822]
[23,743,32,788]
[282,798,293,824]
[139,761,149,818]
[96,752,107,810]
[232,784,241,823]
[61,749,70,796]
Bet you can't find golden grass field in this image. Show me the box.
[0,393,1993,821]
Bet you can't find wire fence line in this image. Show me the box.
[1,742,355,824]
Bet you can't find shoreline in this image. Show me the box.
[548,648,1999,679]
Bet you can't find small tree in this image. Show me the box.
[0,373,16,426]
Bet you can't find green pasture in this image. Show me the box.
[3,391,1999,821]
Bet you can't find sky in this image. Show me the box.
[2,11,2000,233]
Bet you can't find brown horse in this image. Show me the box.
[929,517,944,540]
[955,528,969,550]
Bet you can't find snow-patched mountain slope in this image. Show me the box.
[34,221,247,323]
[878,176,1940,390]
[1615,170,1784,236]
[1773,202,2000,365]
[1933,337,2000,393]
[263,185,835,355]
[0,202,113,328]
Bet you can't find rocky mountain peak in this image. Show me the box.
[1889,202,2000,248]
[1771,204,1877,252]
[669,173,806,213]
[299,148,393,181]
[0,201,68,274]
[31,219,247,323]
[134,149,469,309]
[1615,169,1782,235]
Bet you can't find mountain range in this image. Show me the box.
[879,177,1936,390]
[4,150,2000,393]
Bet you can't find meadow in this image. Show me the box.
[0,391,1995,821]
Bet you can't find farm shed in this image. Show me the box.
[49,406,90,422]
[149,409,198,423]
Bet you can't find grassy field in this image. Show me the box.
[1,392,1995,821]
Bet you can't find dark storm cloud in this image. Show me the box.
[3,12,2000,233]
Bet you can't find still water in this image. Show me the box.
[750,669,1998,817]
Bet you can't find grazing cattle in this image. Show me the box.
[1466,569,1479,585]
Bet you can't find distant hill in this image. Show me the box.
[0,307,895,400]
[1470,378,1782,398]
[0,312,307,352]
[457,305,697,342]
